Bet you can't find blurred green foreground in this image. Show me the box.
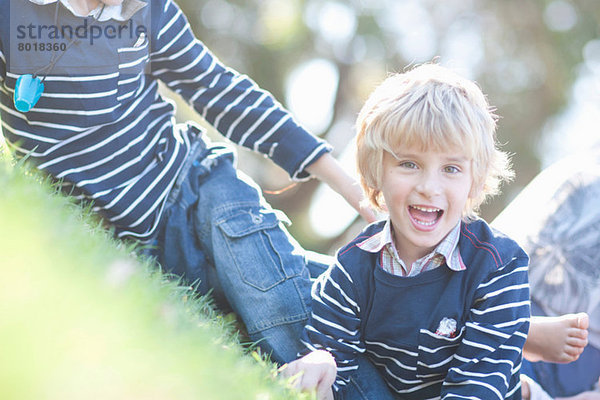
[0,157,304,400]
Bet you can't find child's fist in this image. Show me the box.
[280,350,337,400]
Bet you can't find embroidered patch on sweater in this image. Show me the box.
[436,317,458,338]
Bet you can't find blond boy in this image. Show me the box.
[283,64,530,399]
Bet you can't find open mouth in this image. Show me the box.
[408,205,443,227]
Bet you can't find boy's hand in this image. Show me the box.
[306,153,377,223]
[280,350,337,400]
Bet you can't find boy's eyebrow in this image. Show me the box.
[444,156,470,163]
[392,152,470,163]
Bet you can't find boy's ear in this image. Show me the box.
[373,189,388,212]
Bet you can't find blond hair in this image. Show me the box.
[356,63,512,220]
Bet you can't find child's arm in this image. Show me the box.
[148,0,374,221]
[301,260,365,392]
[281,350,337,400]
[441,256,530,399]
[305,153,376,222]
[149,0,324,180]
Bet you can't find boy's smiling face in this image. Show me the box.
[379,145,480,267]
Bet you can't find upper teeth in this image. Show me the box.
[412,206,440,213]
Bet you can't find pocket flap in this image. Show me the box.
[217,209,280,238]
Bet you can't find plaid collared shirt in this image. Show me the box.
[357,220,466,277]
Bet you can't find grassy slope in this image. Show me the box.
[0,156,306,400]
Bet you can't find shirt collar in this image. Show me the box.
[357,219,465,272]
[28,0,146,21]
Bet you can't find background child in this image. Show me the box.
[493,150,600,399]
[0,0,373,364]
[283,63,530,399]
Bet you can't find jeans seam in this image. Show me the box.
[246,310,309,334]
[165,136,207,208]
[212,201,270,220]
[349,375,369,400]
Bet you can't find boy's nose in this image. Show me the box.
[416,172,442,197]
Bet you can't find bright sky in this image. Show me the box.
[540,60,600,167]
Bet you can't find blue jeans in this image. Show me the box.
[153,131,330,363]
[521,301,600,397]
[335,356,396,400]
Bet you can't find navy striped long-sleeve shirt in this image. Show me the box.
[0,0,329,241]
[302,219,530,400]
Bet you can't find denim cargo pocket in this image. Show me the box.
[216,207,301,291]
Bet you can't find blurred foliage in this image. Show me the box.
[171,0,600,253]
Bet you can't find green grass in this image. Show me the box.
[0,153,308,400]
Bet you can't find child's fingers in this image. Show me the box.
[317,386,334,400]
[280,351,337,397]
[278,362,292,378]
[279,361,302,386]
[315,358,336,399]
[280,361,323,393]
[299,367,329,392]
[359,204,378,223]
[316,373,336,399]
[320,362,337,388]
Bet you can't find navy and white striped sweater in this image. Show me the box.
[0,0,329,241]
[302,219,530,399]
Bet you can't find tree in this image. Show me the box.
[172,0,600,252]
